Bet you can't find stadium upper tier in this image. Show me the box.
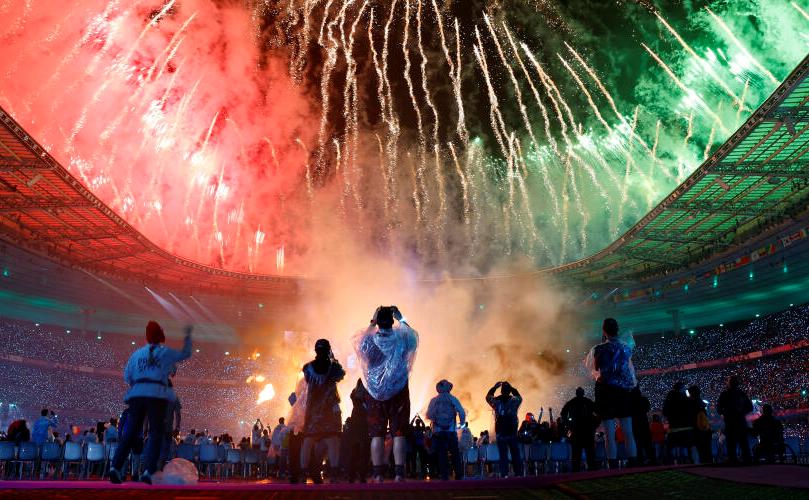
[1,56,809,295]
[550,54,809,285]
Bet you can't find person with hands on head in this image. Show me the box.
[486,381,524,477]
[353,305,419,483]
[109,321,193,485]
[299,339,345,484]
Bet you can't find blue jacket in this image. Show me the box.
[31,415,58,444]
[123,336,192,402]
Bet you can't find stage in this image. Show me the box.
[0,465,806,499]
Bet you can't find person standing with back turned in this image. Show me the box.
[426,379,466,480]
[354,305,418,483]
[486,381,524,477]
[588,318,637,469]
[717,375,753,465]
[109,321,192,485]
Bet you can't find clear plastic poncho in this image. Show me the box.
[584,335,637,389]
[352,323,419,402]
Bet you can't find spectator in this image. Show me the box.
[426,379,466,481]
[630,386,655,465]
[561,387,599,471]
[486,381,523,477]
[409,415,428,479]
[689,385,712,464]
[354,306,418,483]
[299,339,345,484]
[108,321,193,485]
[31,409,58,445]
[95,421,106,443]
[751,404,784,463]
[271,418,288,475]
[7,419,30,445]
[649,414,665,460]
[259,429,270,454]
[459,425,473,453]
[588,318,638,469]
[662,382,698,464]
[518,413,539,448]
[344,379,370,483]
[105,418,119,443]
[252,419,264,450]
[717,376,753,465]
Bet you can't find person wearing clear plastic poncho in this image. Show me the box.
[352,306,418,483]
[584,318,638,469]
[299,339,345,484]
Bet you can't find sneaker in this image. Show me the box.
[371,475,384,483]
[108,468,123,485]
[140,472,152,485]
[394,475,405,483]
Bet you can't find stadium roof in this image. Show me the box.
[0,112,299,297]
[550,54,809,286]
[1,56,808,296]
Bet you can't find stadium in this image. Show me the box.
[0,0,807,497]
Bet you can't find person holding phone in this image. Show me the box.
[353,306,419,482]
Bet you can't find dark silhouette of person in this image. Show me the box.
[630,386,655,465]
[717,376,753,465]
[751,404,783,463]
[344,379,371,482]
[486,381,523,477]
[561,387,598,471]
[689,385,712,464]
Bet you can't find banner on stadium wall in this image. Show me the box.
[612,224,809,304]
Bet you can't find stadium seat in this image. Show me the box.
[175,443,197,463]
[198,444,222,479]
[13,442,39,479]
[527,443,548,475]
[243,449,260,478]
[483,444,499,477]
[83,443,105,478]
[0,442,15,479]
[225,448,243,479]
[463,447,479,477]
[61,442,83,479]
[39,442,62,479]
[549,442,571,473]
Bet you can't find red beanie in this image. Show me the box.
[146,321,165,345]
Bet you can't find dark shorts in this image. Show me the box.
[367,385,410,438]
[594,382,632,420]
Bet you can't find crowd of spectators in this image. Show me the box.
[0,302,807,480]
[632,303,809,370]
[0,318,286,436]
